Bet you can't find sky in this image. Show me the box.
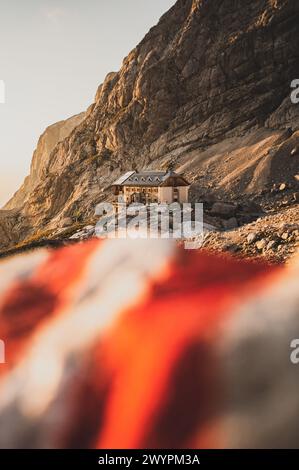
[0,0,175,207]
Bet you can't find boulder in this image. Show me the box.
[69,231,85,240]
[256,239,266,251]
[281,232,289,241]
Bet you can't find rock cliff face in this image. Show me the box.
[5,113,85,211]
[1,0,299,249]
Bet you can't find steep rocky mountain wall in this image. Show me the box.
[1,0,299,249]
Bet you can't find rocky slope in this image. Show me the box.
[1,0,299,253]
[202,205,299,263]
